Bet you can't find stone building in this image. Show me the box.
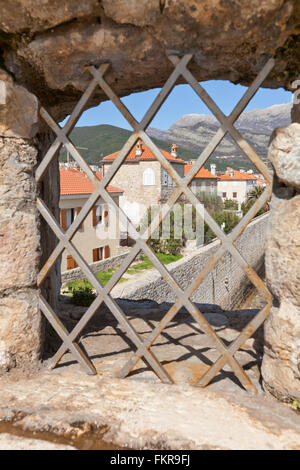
[217,168,258,206]
[184,163,218,194]
[101,141,186,226]
[59,168,123,272]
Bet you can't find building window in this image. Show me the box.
[67,255,77,270]
[92,245,110,262]
[93,246,103,262]
[66,208,75,229]
[104,245,110,259]
[222,192,227,198]
[162,170,168,186]
[60,208,76,230]
[92,205,106,226]
[76,207,84,231]
[233,192,237,198]
[143,168,155,186]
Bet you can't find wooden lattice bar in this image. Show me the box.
[36,54,274,392]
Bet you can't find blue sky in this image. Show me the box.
[73,80,292,130]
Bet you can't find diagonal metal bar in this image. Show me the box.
[118,189,272,381]
[39,295,97,375]
[141,131,272,300]
[88,166,256,390]
[180,59,276,186]
[36,63,110,183]
[37,52,274,391]
[81,57,271,387]
[37,197,174,382]
[88,54,193,132]
[50,244,142,367]
[169,55,274,183]
[197,301,271,387]
[36,132,140,286]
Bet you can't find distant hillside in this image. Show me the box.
[60,102,291,172]
[148,102,292,167]
[60,124,198,164]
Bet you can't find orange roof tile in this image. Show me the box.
[102,140,185,163]
[184,164,218,179]
[219,170,257,181]
[60,169,123,196]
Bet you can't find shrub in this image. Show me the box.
[70,285,96,307]
[196,192,224,213]
[224,199,238,210]
[241,199,267,217]
[139,206,185,255]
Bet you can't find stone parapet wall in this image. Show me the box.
[112,214,269,310]
[61,251,131,284]
[0,136,42,373]
[262,122,300,403]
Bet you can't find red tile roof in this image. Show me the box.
[60,168,123,196]
[219,170,257,181]
[102,141,185,163]
[184,164,218,179]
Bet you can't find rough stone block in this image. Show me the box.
[0,214,40,291]
[0,289,43,373]
[262,301,300,402]
[268,123,300,190]
[0,70,39,139]
[265,194,300,306]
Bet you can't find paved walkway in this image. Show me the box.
[0,298,299,450]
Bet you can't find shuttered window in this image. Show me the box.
[93,247,103,262]
[104,245,110,259]
[92,205,103,226]
[60,209,67,230]
[76,207,83,231]
[67,255,77,270]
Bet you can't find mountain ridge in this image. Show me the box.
[60,102,292,171]
[148,102,292,163]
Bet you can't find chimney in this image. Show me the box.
[210,163,216,175]
[226,167,234,177]
[170,144,178,158]
[136,141,143,158]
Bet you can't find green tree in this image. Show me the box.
[224,199,238,210]
[242,185,268,216]
[139,206,185,255]
[196,192,224,214]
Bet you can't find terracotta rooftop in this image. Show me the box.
[102,140,185,163]
[219,170,257,181]
[60,168,123,196]
[184,164,218,179]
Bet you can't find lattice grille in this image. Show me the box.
[36,54,273,393]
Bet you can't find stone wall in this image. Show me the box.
[61,250,131,284]
[0,1,299,122]
[0,135,42,373]
[261,121,300,403]
[112,214,268,310]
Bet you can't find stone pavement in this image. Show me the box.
[0,434,75,450]
[0,298,299,450]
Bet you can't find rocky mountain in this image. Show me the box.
[148,102,292,164]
